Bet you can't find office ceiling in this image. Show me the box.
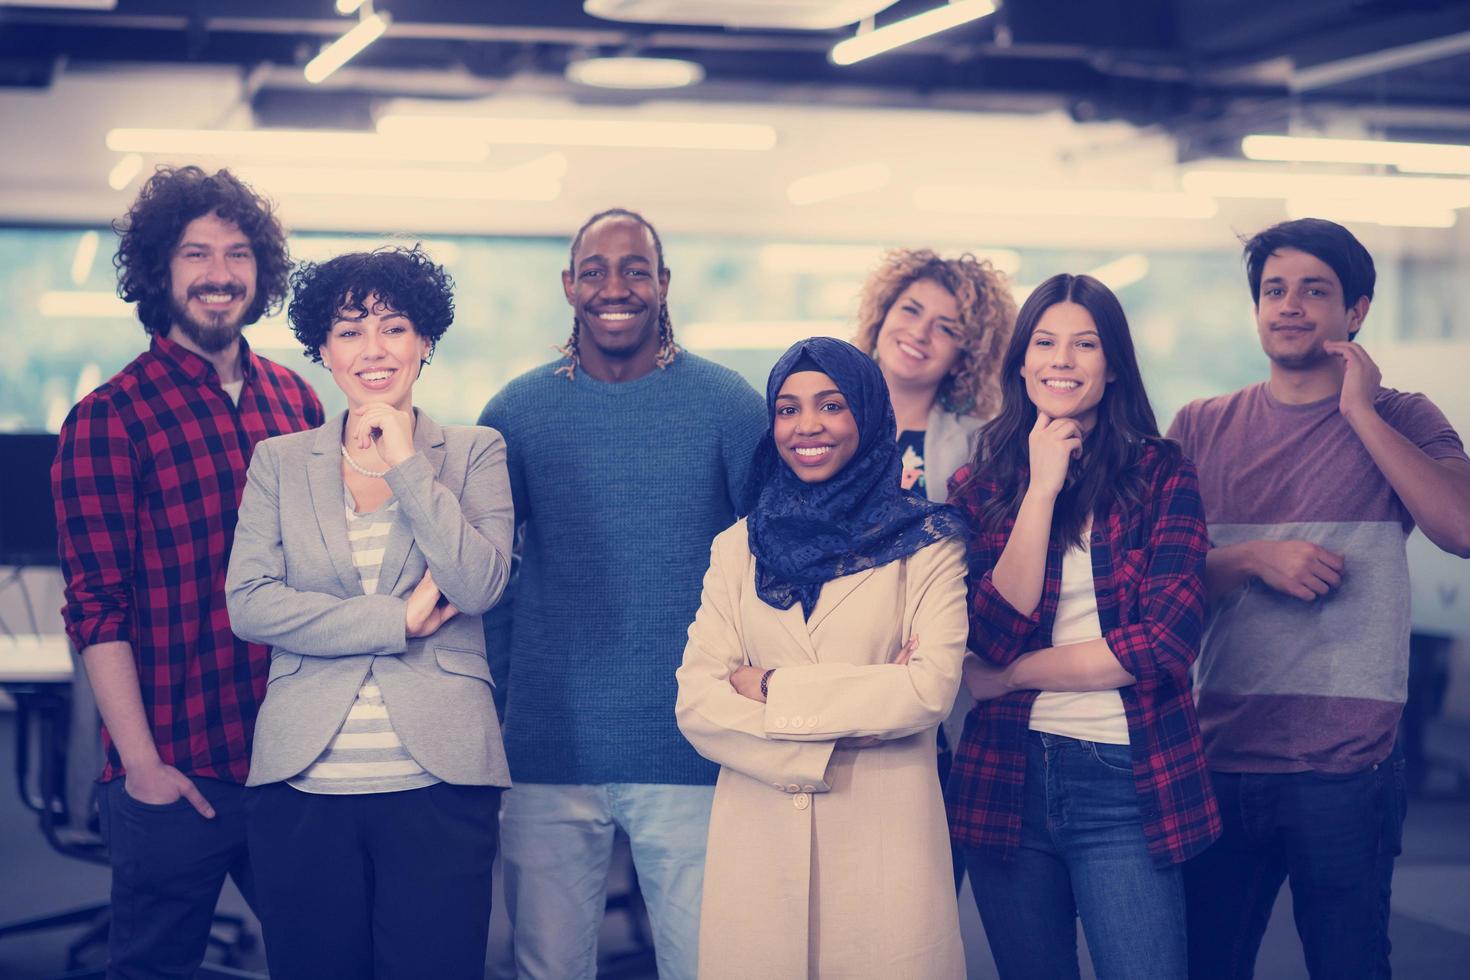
[2,0,1468,249]
[3,0,1470,143]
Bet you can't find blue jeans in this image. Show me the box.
[499,782,714,980]
[1183,748,1406,980]
[964,731,1187,980]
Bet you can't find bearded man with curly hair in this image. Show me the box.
[52,165,322,978]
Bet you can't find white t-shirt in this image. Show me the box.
[1027,537,1129,745]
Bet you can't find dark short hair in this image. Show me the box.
[113,165,290,336]
[1242,218,1376,310]
[567,207,666,274]
[287,245,454,364]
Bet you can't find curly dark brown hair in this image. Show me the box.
[287,245,455,364]
[112,165,290,337]
[852,248,1017,418]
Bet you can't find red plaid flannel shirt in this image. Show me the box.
[54,335,323,784]
[945,444,1220,866]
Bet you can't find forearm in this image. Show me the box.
[991,490,1055,616]
[998,638,1136,693]
[1204,542,1257,601]
[80,641,162,770]
[1347,407,1470,556]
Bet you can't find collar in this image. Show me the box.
[150,333,257,386]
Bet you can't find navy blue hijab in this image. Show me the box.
[744,337,965,617]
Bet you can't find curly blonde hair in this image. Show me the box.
[853,248,1017,419]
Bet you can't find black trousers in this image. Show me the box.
[97,776,255,980]
[245,781,501,980]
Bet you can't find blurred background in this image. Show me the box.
[1,1,1467,976]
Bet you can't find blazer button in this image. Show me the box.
[801,784,815,792]
[772,782,783,790]
[774,716,788,728]
[786,783,800,793]
[805,716,818,728]
[793,793,810,810]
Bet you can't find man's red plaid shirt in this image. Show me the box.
[54,335,323,784]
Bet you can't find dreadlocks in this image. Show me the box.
[555,208,680,380]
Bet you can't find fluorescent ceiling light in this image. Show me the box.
[787,162,892,206]
[377,114,777,151]
[682,320,849,350]
[584,0,898,31]
[914,186,1218,219]
[335,0,367,13]
[831,0,995,66]
[755,242,1021,276]
[39,291,133,319]
[1087,254,1150,290]
[234,165,561,202]
[106,127,487,163]
[71,230,100,287]
[1242,134,1470,176]
[305,11,390,85]
[108,153,144,190]
[1283,197,1457,229]
[1181,168,1470,208]
[566,56,705,90]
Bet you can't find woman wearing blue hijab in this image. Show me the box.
[676,338,969,979]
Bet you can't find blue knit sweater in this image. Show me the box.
[479,352,767,784]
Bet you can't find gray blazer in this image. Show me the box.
[226,410,514,788]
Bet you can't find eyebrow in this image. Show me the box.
[776,387,846,399]
[1033,328,1100,339]
[176,240,252,251]
[1263,275,1334,286]
[577,253,651,267]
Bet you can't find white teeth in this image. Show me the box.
[1043,379,1080,390]
[897,341,927,361]
[794,446,832,457]
[360,371,392,382]
[598,312,635,321]
[198,293,233,303]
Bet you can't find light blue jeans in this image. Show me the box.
[500,782,714,980]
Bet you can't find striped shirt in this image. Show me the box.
[288,488,437,795]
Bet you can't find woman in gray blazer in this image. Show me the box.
[225,246,512,980]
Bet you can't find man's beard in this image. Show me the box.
[168,293,249,354]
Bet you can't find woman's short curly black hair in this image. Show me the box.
[113,165,290,337]
[288,245,455,364]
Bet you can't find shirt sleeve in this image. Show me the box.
[477,388,522,709]
[52,394,138,651]
[948,467,1042,664]
[1101,454,1209,693]
[721,379,769,512]
[1377,390,1469,464]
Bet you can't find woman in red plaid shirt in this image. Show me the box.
[945,273,1219,980]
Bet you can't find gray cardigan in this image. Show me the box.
[226,410,514,788]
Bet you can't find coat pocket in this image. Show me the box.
[434,645,494,687]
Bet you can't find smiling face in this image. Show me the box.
[1020,301,1112,432]
[1256,247,1367,370]
[165,212,258,355]
[874,278,965,396]
[773,370,861,484]
[318,293,431,413]
[562,215,670,376]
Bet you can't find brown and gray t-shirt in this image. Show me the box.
[1168,382,1467,774]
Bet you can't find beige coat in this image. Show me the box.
[675,521,968,980]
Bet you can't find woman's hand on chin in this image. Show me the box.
[352,402,415,468]
[1027,411,1083,499]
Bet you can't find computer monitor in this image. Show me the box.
[0,432,60,567]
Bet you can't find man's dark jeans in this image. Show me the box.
[1183,747,1406,979]
[98,776,255,980]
